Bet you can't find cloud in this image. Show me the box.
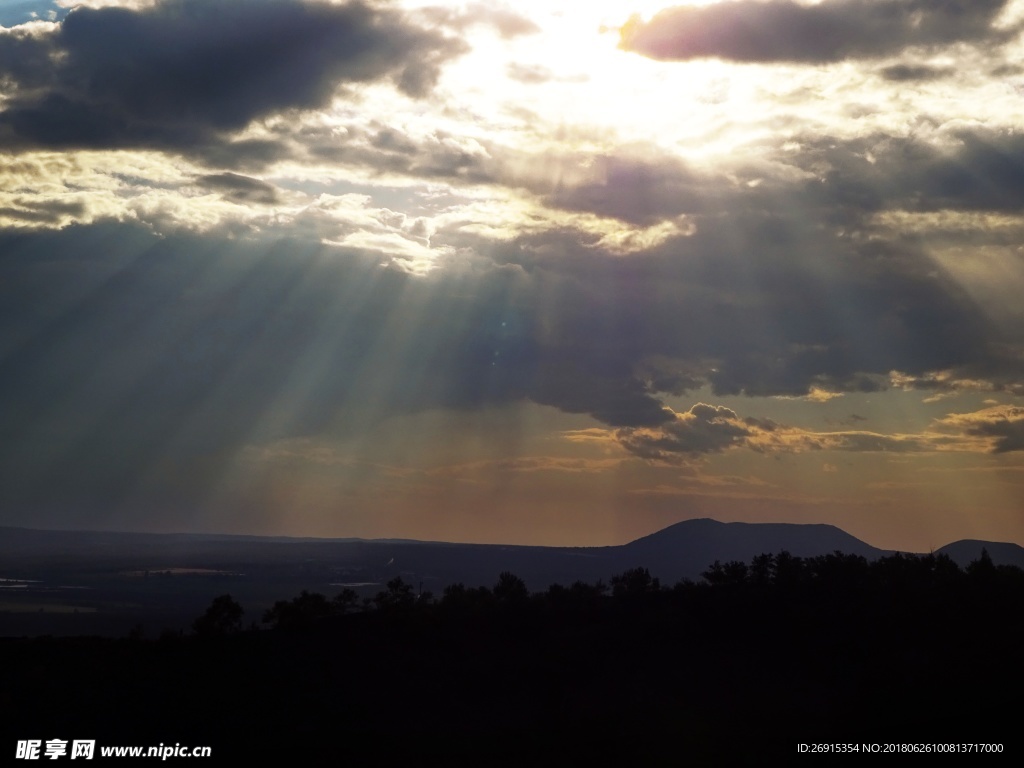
[0,0,463,155]
[937,405,1024,453]
[878,63,954,82]
[608,401,1004,463]
[891,370,999,400]
[0,196,87,225]
[621,0,1015,64]
[809,432,941,453]
[421,2,539,40]
[810,128,1024,215]
[500,125,1024,247]
[543,152,713,225]
[474,200,995,399]
[195,173,281,205]
[616,403,753,461]
[461,4,539,39]
[774,387,844,403]
[22,155,986,433]
[432,129,1024,404]
[309,123,498,183]
[202,122,1024,406]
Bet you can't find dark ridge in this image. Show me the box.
[937,539,1024,569]
[0,518,886,586]
[621,518,885,583]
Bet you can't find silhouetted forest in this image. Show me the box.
[5,550,1020,764]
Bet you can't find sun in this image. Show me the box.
[390,0,745,162]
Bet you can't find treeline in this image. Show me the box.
[192,548,1023,635]
[9,549,1021,763]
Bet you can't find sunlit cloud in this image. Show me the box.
[936,404,1024,453]
[891,370,999,401]
[621,1,1018,63]
[774,386,845,403]
[601,401,1008,463]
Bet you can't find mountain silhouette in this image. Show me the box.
[616,518,885,583]
[936,539,1024,570]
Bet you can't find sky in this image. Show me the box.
[1,0,1023,551]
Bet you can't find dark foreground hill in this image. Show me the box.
[3,549,1020,765]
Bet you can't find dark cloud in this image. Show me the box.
[784,128,1024,217]
[939,405,1024,453]
[613,402,981,463]
[0,0,463,154]
[0,22,56,87]
[203,122,1024,406]
[622,0,1014,64]
[610,403,945,460]
[534,127,1024,230]
[470,189,996,400]
[970,419,1024,453]
[0,197,86,224]
[616,404,751,461]
[195,138,294,172]
[542,128,1024,232]
[990,63,1024,77]
[878,63,954,82]
[544,153,711,225]
[235,130,706,213]
[899,130,1024,213]
[196,173,281,205]
[529,359,672,427]
[290,121,498,182]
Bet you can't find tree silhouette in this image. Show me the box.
[771,550,805,587]
[749,553,774,587]
[493,571,529,604]
[263,590,332,630]
[610,567,660,597]
[967,547,996,580]
[332,588,359,614]
[440,582,493,612]
[193,594,243,637]
[702,560,747,587]
[373,577,416,612]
